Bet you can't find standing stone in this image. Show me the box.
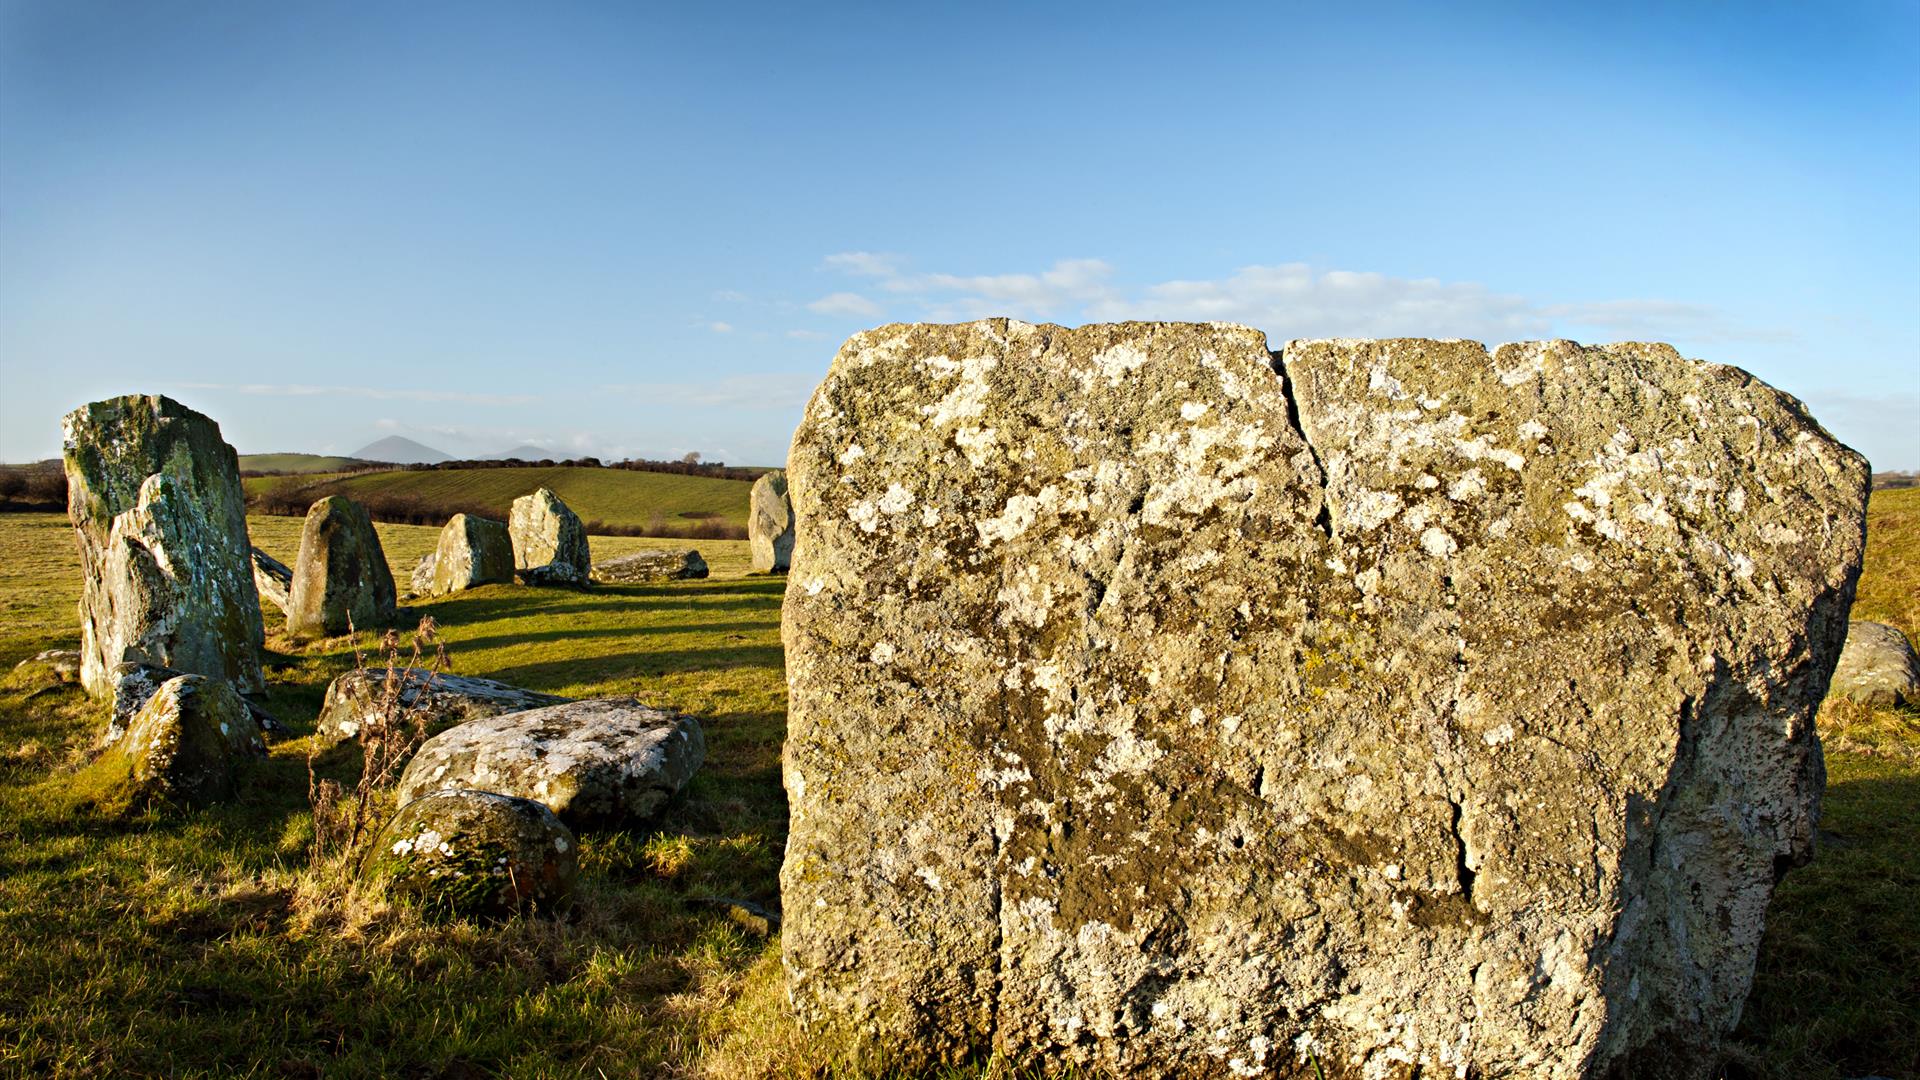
[590,548,709,584]
[428,513,515,596]
[82,672,266,811]
[1828,621,1920,707]
[749,470,795,572]
[251,547,293,617]
[62,395,266,698]
[509,488,589,586]
[287,496,397,638]
[780,322,1869,1079]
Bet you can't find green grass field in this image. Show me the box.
[0,491,1914,1078]
[237,454,376,475]
[245,465,756,531]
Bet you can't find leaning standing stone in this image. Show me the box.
[287,496,397,638]
[1828,621,1920,707]
[590,548,708,584]
[396,698,704,828]
[780,321,1869,1078]
[509,488,589,586]
[250,547,293,616]
[428,513,515,595]
[749,470,794,572]
[82,672,265,811]
[62,395,266,698]
[364,789,577,917]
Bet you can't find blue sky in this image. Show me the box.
[2,0,1916,468]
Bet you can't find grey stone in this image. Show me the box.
[287,496,397,638]
[107,661,281,745]
[62,395,266,697]
[509,488,589,586]
[13,649,81,683]
[363,789,577,917]
[396,698,705,829]
[87,673,265,809]
[250,546,293,617]
[749,470,794,572]
[428,513,515,596]
[409,552,437,595]
[1828,621,1920,707]
[779,322,1869,1078]
[314,668,570,746]
[590,548,709,585]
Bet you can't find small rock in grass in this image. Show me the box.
[364,789,577,918]
[396,698,704,829]
[1828,621,1920,708]
[12,649,82,683]
[85,673,265,810]
[250,547,293,617]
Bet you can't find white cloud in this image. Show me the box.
[807,292,883,318]
[709,321,735,334]
[176,382,535,405]
[822,251,904,278]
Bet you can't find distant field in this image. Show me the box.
[237,453,376,474]
[245,465,756,531]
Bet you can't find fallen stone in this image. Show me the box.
[315,668,571,746]
[396,698,705,828]
[363,789,577,917]
[63,395,267,697]
[84,673,265,810]
[428,513,515,596]
[287,496,397,638]
[108,661,283,745]
[1828,621,1920,708]
[12,649,81,683]
[780,322,1870,1078]
[590,548,709,585]
[250,547,293,617]
[749,469,794,572]
[509,488,589,587]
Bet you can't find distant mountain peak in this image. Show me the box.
[351,436,451,464]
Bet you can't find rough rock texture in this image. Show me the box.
[62,395,267,698]
[1828,621,1920,707]
[287,496,397,638]
[88,673,265,809]
[428,514,515,596]
[409,552,437,595]
[509,488,589,586]
[251,547,293,616]
[780,321,1870,1079]
[396,699,705,828]
[750,470,795,572]
[107,661,282,745]
[364,789,577,917]
[590,548,709,584]
[12,649,81,683]
[314,668,571,746]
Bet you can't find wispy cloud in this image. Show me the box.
[599,373,819,410]
[814,252,1785,346]
[807,291,883,318]
[177,382,536,405]
[708,321,735,334]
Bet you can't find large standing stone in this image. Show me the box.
[314,668,571,746]
[62,395,266,698]
[749,470,795,572]
[779,322,1869,1078]
[509,488,589,586]
[81,672,266,810]
[287,496,397,638]
[428,513,515,596]
[590,548,709,585]
[396,699,705,828]
[364,789,577,917]
[251,547,293,616]
[1827,621,1920,707]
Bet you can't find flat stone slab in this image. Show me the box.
[315,669,571,746]
[396,698,705,828]
[779,321,1869,1078]
[590,549,709,584]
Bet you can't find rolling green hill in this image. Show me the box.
[237,453,378,474]
[244,465,754,531]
